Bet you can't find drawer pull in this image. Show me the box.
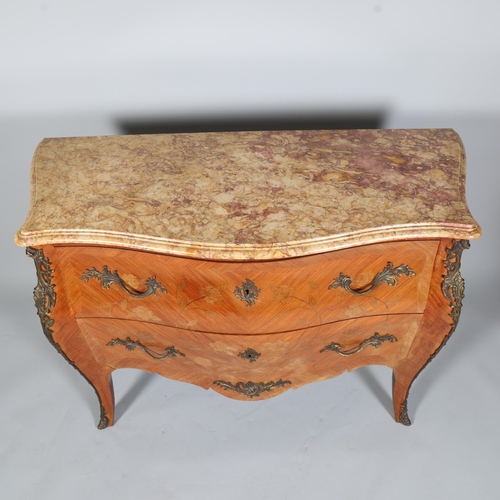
[320,332,397,357]
[238,348,261,362]
[328,262,415,296]
[214,379,291,398]
[107,337,185,360]
[234,279,260,307]
[81,266,167,298]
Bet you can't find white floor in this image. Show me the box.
[1,113,499,500]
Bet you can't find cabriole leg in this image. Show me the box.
[392,239,469,425]
[27,246,115,429]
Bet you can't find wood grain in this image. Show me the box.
[56,240,438,334]
[392,238,459,425]
[29,237,464,427]
[42,245,115,429]
[76,313,422,401]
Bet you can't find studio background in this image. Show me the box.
[1,2,499,499]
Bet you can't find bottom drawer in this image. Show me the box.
[77,314,423,400]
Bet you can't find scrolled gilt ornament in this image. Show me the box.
[442,239,470,333]
[321,332,397,357]
[234,279,260,307]
[81,266,167,298]
[26,246,56,343]
[213,379,291,398]
[107,337,185,361]
[329,262,415,296]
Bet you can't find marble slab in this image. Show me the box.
[15,129,481,260]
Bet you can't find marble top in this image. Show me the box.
[15,129,481,260]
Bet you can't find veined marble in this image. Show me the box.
[15,129,481,260]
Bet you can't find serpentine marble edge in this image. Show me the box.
[15,129,481,260]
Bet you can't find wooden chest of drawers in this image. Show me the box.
[15,129,481,428]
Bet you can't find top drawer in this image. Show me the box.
[55,240,439,334]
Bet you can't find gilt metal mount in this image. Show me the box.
[397,239,470,426]
[213,379,291,398]
[81,266,167,298]
[26,247,56,344]
[238,348,261,362]
[329,262,415,296]
[320,332,397,357]
[234,279,260,307]
[107,337,185,360]
[26,247,109,429]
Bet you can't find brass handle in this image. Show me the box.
[328,262,415,296]
[81,266,167,298]
[320,332,397,357]
[213,379,291,398]
[107,337,185,360]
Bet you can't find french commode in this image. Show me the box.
[15,129,481,429]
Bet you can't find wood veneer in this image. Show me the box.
[32,237,466,427]
[56,240,437,333]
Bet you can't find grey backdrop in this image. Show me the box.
[1,2,499,499]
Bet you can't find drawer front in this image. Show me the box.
[77,314,422,400]
[59,240,438,334]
